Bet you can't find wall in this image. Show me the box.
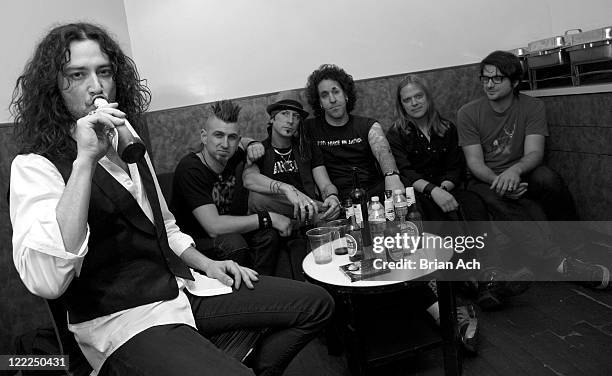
[544,93,612,230]
[124,0,612,113]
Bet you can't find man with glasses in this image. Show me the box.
[456,50,609,293]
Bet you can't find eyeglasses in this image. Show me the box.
[479,75,506,84]
[278,110,301,122]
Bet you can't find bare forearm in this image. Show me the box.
[412,179,430,193]
[205,214,260,237]
[180,246,213,272]
[56,158,96,253]
[243,166,283,194]
[509,151,543,176]
[440,180,456,191]
[312,166,338,198]
[467,160,497,185]
[243,168,299,201]
[368,123,399,174]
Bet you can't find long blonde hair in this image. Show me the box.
[394,75,449,137]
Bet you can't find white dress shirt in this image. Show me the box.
[10,125,229,375]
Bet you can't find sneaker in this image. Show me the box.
[456,305,478,354]
[561,257,610,289]
[477,267,534,310]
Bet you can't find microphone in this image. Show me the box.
[94,98,146,163]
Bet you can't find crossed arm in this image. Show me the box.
[242,162,340,221]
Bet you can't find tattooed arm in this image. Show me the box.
[368,122,404,193]
[242,162,316,221]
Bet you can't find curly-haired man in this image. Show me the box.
[302,64,404,204]
[9,22,332,376]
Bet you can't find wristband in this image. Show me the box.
[257,210,272,230]
[423,183,437,197]
[384,170,399,177]
[246,140,260,149]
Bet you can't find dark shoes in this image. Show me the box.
[457,304,478,354]
[477,267,534,310]
[561,257,610,290]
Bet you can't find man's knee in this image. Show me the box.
[251,228,279,244]
[215,233,249,254]
[300,282,335,325]
[466,180,502,206]
[196,234,250,264]
[527,165,565,192]
[454,189,489,220]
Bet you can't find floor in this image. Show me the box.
[284,281,612,376]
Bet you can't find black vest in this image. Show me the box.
[46,154,193,323]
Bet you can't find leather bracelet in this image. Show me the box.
[384,170,399,177]
[246,140,260,149]
[423,183,437,197]
[325,192,339,201]
[257,210,272,230]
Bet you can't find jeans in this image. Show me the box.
[100,276,334,376]
[248,191,320,279]
[416,189,493,276]
[195,229,280,275]
[467,165,569,272]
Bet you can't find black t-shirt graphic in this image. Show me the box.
[172,148,246,239]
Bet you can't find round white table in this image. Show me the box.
[302,233,454,291]
[302,233,461,376]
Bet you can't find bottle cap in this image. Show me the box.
[371,196,379,202]
[93,97,109,108]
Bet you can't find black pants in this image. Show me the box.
[99,276,334,376]
[195,228,280,275]
[466,165,574,273]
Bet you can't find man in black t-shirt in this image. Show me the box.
[172,100,292,275]
[302,64,404,199]
[243,91,341,224]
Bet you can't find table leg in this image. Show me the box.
[343,294,367,376]
[437,281,462,376]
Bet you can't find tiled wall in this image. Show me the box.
[543,92,612,231]
[1,63,610,352]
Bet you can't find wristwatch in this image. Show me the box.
[384,170,399,177]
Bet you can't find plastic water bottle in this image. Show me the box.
[390,189,418,259]
[368,196,387,261]
[393,189,408,220]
